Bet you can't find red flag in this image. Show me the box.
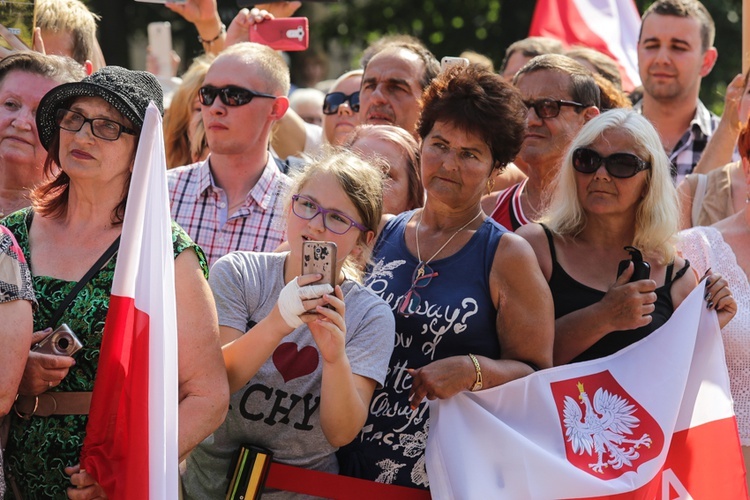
[80,103,179,499]
[426,283,746,498]
[529,0,642,91]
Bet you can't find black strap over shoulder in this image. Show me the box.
[540,223,558,263]
[47,236,120,329]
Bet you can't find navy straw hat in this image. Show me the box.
[36,65,164,150]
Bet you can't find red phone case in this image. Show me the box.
[249,18,309,52]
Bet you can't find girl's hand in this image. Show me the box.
[307,285,347,364]
[254,1,302,18]
[272,274,331,332]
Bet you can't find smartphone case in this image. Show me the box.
[249,17,309,52]
[147,21,173,79]
[302,241,337,287]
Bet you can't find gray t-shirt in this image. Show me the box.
[183,252,394,499]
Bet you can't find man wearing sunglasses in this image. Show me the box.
[168,42,291,266]
[483,54,600,231]
[359,35,440,136]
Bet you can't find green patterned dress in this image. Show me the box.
[1,208,209,499]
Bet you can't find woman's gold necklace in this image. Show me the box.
[414,209,483,279]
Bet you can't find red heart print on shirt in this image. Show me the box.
[272,342,319,382]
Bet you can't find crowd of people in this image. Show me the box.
[0,0,747,497]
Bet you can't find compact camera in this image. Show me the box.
[33,324,83,357]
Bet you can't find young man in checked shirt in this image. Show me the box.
[168,42,291,266]
[635,0,728,184]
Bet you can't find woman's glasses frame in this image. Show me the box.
[291,194,368,235]
[397,262,439,317]
[56,108,137,141]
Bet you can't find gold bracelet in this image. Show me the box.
[468,353,482,392]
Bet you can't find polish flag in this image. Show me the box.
[529,0,642,92]
[80,103,179,499]
[426,283,746,498]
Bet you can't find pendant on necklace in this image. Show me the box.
[415,261,426,280]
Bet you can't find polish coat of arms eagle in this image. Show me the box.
[563,382,653,473]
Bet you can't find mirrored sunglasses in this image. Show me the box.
[322,91,360,115]
[199,85,276,107]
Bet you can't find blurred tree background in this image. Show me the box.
[85,0,742,112]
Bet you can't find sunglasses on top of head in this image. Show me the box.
[198,85,277,107]
[322,91,360,115]
[572,148,651,179]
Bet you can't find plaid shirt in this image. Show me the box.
[167,155,289,266]
[634,99,722,184]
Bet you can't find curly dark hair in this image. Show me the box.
[417,64,526,170]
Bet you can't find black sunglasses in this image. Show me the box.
[572,148,651,179]
[524,98,584,119]
[198,85,276,107]
[322,91,360,115]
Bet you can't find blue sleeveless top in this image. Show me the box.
[337,210,506,489]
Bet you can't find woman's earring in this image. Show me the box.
[486,177,495,196]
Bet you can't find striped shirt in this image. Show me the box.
[167,155,289,266]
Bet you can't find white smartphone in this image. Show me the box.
[440,56,470,73]
[147,21,172,79]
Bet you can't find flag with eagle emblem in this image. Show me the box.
[425,283,746,498]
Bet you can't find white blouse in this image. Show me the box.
[678,226,750,445]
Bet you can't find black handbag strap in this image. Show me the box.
[23,210,122,328]
[47,236,120,329]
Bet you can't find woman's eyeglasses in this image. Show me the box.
[198,85,276,107]
[398,262,438,317]
[56,108,137,141]
[523,98,584,119]
[322,91,360,115]
[291,194,368,235]
[572,148,651,179]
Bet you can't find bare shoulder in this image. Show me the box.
[515,223,553,280]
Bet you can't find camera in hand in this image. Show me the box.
[32,324,83,357]
[616,246,651,282]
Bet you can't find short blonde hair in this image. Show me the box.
[286,148,384,283]
[36,0,99,65]
[543,109,679,264]
[217,42,290,96]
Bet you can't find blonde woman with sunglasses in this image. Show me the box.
[518,109,736,365]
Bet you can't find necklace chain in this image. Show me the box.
[416,209,483,267]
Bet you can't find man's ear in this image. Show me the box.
[83,60,94,76]
[582,106,600,122]
[270,96,290,120]
[699,47,718,77]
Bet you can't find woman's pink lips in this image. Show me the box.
[71,149,94,160]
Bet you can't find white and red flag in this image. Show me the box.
[529,0,642,91]
[80,103,179,499]
[426,283,746,498]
